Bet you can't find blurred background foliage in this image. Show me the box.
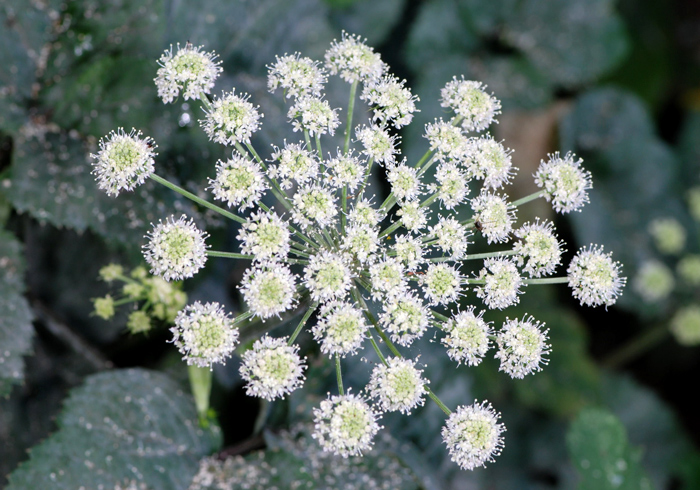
[2,0,700,488]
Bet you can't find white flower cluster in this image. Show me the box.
[92,35,626,472]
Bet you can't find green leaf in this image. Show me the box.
[0,230,33,397]
[567,408,652,490]
[502,0,630,87]
[7,368,221,490]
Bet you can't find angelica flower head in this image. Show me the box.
[171,301,239,368]
[269,142,319,189]
[155,43,222,103]
[424,118,469,161]
[267,53,326,99]
[304,253,352,302]
[678,255,700,286]
[143,215,208,282]
[200,90,262,146]
[633,260,674,302]
[471,193,516,244]
[356,124,399,165]
[422,263,462,305]
[442,307,493,367]
[361,75,419,128]
[568,245,626,307]
[237,211,290,262]
[476,258,524,310]
[341,225,379,263]
[91,128,156,197]
[495,315,550,379]
[239,335,306,401]
[379,292,430,346]
[433,162,469,209]
[240,264,296,319]
[349,199,383,228]
[369,257,406,300]
[325,32,386,84]
[534,152,592,214]
[367,357,428,414]
[430,216,471,259]
[468,136,515,189]
[208,153,268,211]
[440,78,501,133]
[393,234,424,271]
[312,392,382,458]
[291,185,338,229]
[513,219,563,278]
[397,200,428,233]
[326,151,365,191]
[386,163,422,202]
[288,96,340,137]
[313,301,369,356]
[442,401,505,471]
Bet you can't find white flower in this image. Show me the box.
[326,151,365,191]
[422,263,462,305]
[91,128,156,197]
[386,162,421,202]
[475,258,523,310]
[269,142,319,189]
[568,245,626,307]
[424,118,469,161]
[288,96,340,137]
[143,215,208,281]
[349,199,382,228]
[267,53,326,99]
[304,253,352,302]
[442,307,492,366]
[237,211,290,262]
[534,152,592,214]
[369,257,406,300]
[397,200,428,233]
[361,75,419,128]
[155,43,222,103]
[325,32,386,84]
[433,162,470,209]
[171,301,238,368]
[471,192,515,244]
[495,316,550,379]
[379,292,430,347]
[513,219,563,278]
[291,185,338,229]
[239,335,306,400]
[341,225,379,263]
[356,125,399,165]
[313,301,369,356]
[468,136,515,189]
[633,260,674,302]
[240,264,296,319]
[200,90,262,146]
[430,216,470,259]
[393,234,424,271]
[312,392,381,457]
[367,357,427,414]
[208,153,268,211]
[440,78,501,133]
[442,401,505,470]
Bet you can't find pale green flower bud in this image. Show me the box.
[93,295,115,320]
[671,305,700,346]
[649,218,686,255]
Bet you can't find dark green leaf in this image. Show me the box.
[7,368,221,490]
[0,230,33,396]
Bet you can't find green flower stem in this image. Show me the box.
[367,333,389,366]
[431,310,450,322]
[601,324,670,369]
[288,247,312,259]
[414,148,434,171]
[427,256,454,263]
[199,91,213,112]
[188,364,212,427]
[304,129,313,153]
[341,186,348,233]
[233,310,255,325]
[357,157,375,201]
[416,154,438,178]
[113,297,137,306]
[420,193,439,208]
[425,387,452,416]
[236,142,293,211]
[315,134,323,160]
[286,258,310,265]
[207,250,254,260]
[461,249,518,261]
[149,173,245,224]
[288,302,318,345]
[344,80,358,154]
[511,190,544,207]
[335,354,344,396]
[379,219,403,239]
[244,142,264,165]
[523,277,568,285]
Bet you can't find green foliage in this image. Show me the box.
[0,230,33,397]
[567,407,652,490]
[6,369,221,490]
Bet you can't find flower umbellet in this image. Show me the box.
[91,32,625,470]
